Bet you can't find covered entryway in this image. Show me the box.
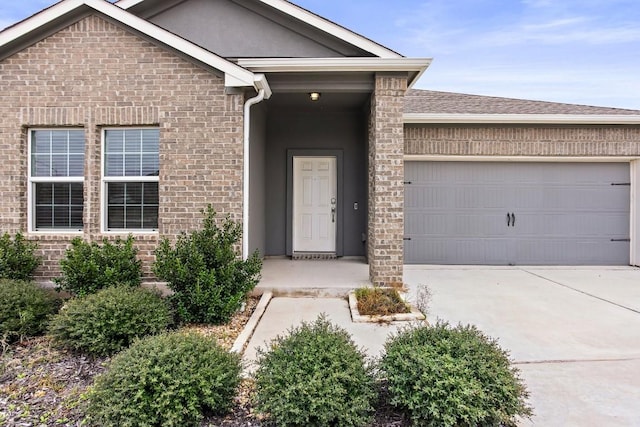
[404,161,631,265]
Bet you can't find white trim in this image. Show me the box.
[238,57,431,87]
[404,113,640,125]
[404,155,639,163]
[101,127,160,233]
[631,160,640,266]
[117,0,403,58]
[0,0,258,89]
[27,128,85,234]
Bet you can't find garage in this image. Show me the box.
[404,161,631,265]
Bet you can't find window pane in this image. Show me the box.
[53,206,70,228]
[143,207,158,229]
[70,184,83,205]
[125,129,141,152]
[108,183,126,204]
[35,206,53,229]
[126,206,142,229]
[105,154,124,177]
[142,129,160,152]
[142,155,159,176]
[105,129,158,178]
[125,154,141,176]
[144,183,159,204]
[53,184,70,204]
[32,155,50,177]
[51,155,68,177]
[68,132,84,153]
[33,131,50,153]
[34,182,83,230]
[69,155,84,176]
[107,182,158,230]
[106,130,124,152]
[108,206,125,229]
[31,130,84,178]
[71,206,83,228]
[35,183,53,204]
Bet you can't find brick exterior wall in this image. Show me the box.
[368,74,407,286]
[0,16,244,279]
[405,125,640,156]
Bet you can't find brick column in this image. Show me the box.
[368,74,407,286]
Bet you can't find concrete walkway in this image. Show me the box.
[244,264,640,426]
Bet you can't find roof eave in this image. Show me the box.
[404,113,640,125]
[237,57,432,88]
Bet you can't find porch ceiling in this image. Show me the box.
[266,91,370,110]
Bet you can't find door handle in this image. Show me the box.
[511,213,515,227]
[331,207,336,223]
[507,213,511,227]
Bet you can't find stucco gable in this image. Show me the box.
[117,0,402,58]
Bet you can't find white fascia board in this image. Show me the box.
[404,113,640,125]
[1,0,257,89]
[238,57,431,72]
[116,0,403,58]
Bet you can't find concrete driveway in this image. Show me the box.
[404,266,640,427]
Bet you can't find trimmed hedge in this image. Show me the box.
[380,321,532,427]
[0,279,59,343]
[254,316,376,427]
[49,286,171,356]
[86,332,241,426]
[0,232,41,281]
[153,205,261,324]
[54,236,142,297]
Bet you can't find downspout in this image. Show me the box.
[242,88,266,260]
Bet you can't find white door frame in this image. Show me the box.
[292,156,337,253]
[286,149,344,256]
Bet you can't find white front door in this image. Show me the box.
[293,156,337,253]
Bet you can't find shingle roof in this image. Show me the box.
[405,89,640,115]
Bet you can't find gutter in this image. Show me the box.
[242,74,272,260]
[404,113,640,125]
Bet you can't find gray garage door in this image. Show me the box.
[404,162,630,265]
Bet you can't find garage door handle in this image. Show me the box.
[507,213,511,227]
[511,213,516,227]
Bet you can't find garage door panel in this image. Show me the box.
[404,162,630,265]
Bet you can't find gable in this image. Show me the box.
[129,0,374,59]
[0,0,267,92]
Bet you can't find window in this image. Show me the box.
[103,128,159,231]
[29,129,85,231]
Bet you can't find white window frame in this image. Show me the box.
[101,127,160,234]
[27,128,85,234]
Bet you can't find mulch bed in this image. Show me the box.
[1,295,409,426]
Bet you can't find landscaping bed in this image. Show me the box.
[1,294,413,427]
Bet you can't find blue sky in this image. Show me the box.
[2,0,639,110]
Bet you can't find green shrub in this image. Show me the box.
[49,286,171,356]
[380,321,532,427]
[86,331,241,427]
[153,205,262,324]
[0,232,41,281]
[254,316,376,427]
[0,279,59,342]
[54,236,142,296]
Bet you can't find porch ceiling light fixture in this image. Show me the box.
[309,92,321,101]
